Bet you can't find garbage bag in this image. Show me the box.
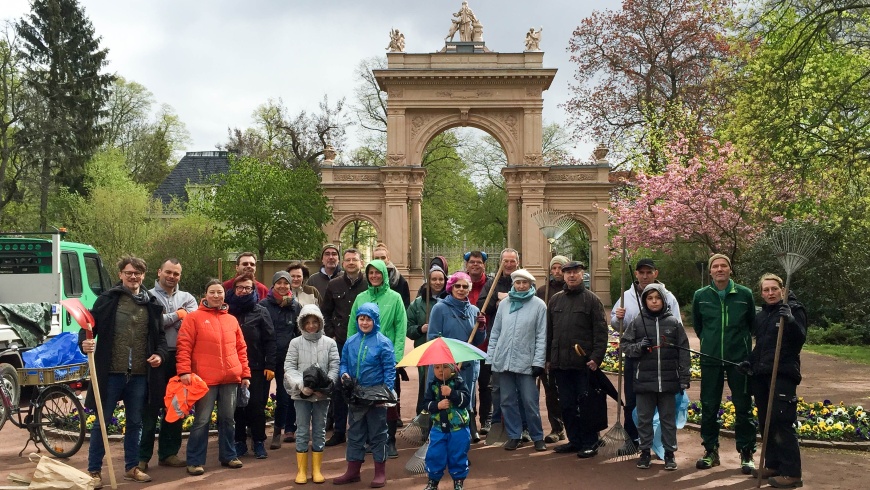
[22,332,87,368]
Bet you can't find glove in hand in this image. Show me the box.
[779,304,795,324]
[531,366,544,378]
[737,360,753,376]
[680,382,690,391]
[301,387,314,396]
[264,369,275,381]
[639,337,652,351]
[476,314,487,327]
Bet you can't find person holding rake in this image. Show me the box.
[621,283,690,470]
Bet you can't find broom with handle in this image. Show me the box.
[599,238,635,460]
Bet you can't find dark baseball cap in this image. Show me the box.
[635,258,656,271]
[562,260,586,271]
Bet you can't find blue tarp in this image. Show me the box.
[22,332,87,368]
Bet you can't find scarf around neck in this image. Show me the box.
[508,286,536,313]
[227,289,259,316]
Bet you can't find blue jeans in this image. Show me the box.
[88,374,147,472]
[186,384,237,466]
[275,368,297,433]
[499,371,543,441]
[346,405,388,463]
[295,399,329,452]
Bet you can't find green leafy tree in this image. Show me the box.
[723,2,870,228]
[63,149,160,264]
[420,132,478,246]
[143,210,225,298]
[16,0,114,229]
[0,26,30,221]
[208,155,331,260]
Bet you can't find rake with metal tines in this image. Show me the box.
[756,224,821,488]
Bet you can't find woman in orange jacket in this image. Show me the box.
[176,279,251,475]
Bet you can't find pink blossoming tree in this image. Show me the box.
[608,139,795,264]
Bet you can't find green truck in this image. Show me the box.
[0,231,113,401]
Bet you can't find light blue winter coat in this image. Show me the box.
[487,293,547,375]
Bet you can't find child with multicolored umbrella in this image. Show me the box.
[422,363,471,490]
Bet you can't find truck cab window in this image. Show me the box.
[84,254,113,295]
[61,252,83,297]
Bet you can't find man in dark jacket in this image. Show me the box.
[535,254,568,444]
[80,256,168,488]
[475,248,519,440]
[307,244,342,298]
[321,248,367,446]
[546,261,608,458]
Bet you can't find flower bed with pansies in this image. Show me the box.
[686,398,870,442]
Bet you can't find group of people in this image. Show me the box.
[76,243,806,490]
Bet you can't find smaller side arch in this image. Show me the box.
[331,213,384,244]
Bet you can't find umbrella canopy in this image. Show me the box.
[397,337,489,368]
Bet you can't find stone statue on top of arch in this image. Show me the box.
[445,1,481,42]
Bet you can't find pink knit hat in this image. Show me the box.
[446,271,472,292]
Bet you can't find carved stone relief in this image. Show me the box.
[334,173,381,182]
[410,114,434,138]
[434,90,493,98]
[387,154,406,166]
[522,153,542,167]
[546,172,596,182]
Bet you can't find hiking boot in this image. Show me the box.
[387,441,399,459]
[504,438,521,450]
[544,431,565,443]
[89,471,103,489]
[664,450,677,470]
[534,440,547,451]
[325,432,346,446]
[453,479,465,490]
[187,465,205,476]
[479,420,491,435]
[636,449,651,469]
[768,476,803,488]
[740,448,756,475]
[616,439,638,456]
[283,431,296,443]
[752,467,780,479]
[695,448,720,469]
[521,430,532,443]
[158,455,187,467]
[221,458,243,469]
[136,461,148,472]
[423,478,439,490]
[253,440,268,459]
[235,440,248,457]
[124,467,152,483]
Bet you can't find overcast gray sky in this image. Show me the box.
[0,0,621,159]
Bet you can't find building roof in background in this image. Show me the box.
[153,151,230,205]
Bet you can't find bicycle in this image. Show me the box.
[0,352,87,458]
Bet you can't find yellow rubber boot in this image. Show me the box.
[295,451,309,484]
[312,451,325,484]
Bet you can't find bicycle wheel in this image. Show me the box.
[35,385,86,458]
[0,363,19,432]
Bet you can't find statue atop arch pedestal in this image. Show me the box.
[445,1,481,42]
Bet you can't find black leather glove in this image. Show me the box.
[396,367,410,381]
[531,366,544,378]
[737,360,753,376]
[779,304,795,324]
[639,337,652,352]
[680,382,690,391]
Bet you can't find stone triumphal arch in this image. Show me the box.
[320,12,614,303]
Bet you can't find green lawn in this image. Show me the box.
[804,344,870,365]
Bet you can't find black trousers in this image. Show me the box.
[553,368,599,450]
[622,357,639,441]
[235,370,267,443]
[477,362,493,424]
[751,375,801,477]
[332,341,349,434]
[542,371,564,434]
